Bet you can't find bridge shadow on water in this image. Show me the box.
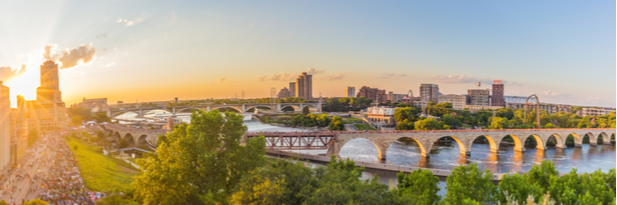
[338,138,616,175]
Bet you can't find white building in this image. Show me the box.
[346,86,356,98]
[438,94,468,110]
[504,95,537,104]
[0,82,10,174]
[581,108,615,116]
[366,106,395,124]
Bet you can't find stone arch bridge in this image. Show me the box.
[327,128,615,160]
[109,103,322,118]
[100,125,166,150]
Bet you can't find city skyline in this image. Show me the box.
[0,0,614,107]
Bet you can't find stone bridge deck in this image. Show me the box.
[328,128,615,160]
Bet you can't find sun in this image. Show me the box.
[6,67,39,107]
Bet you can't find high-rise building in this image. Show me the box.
[491,80,505,107]
[468,89,490,106]
[387,92,407,103]
[295,72,312,99]
[346,86,356,98]
[0,81,10,173]
[277,87,291,98]
[357,86,386,103]
[420,84,439,103]
[289,82,296,97]
[26,61,68,131]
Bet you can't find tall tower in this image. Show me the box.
[36,61,62,102]
[295,72,312,99]
[491,80,505,107]
[0,82,10,173]
[296,76,305,98]
[289,82,296,97]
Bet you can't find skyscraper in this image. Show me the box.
[420,84,439,103]
[289,82,296,97]
[0,81,10,173]
[295,72,312,99]
[468,89,490,106]
[491,80,505,107]
[346,86,356,97]
[27,61,68,131]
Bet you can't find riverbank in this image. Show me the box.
[67,137,138,192]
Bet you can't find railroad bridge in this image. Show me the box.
[246,128,615,160]
[108,103,322,118]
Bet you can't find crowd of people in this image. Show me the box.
[0,133,107,204]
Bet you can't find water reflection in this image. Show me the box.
[339,138,615,174]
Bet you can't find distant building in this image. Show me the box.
[491,80,505,107]
[346,86,356,98]
[0,82,9,174]
[295,72,312,99]
[507,103,572,114]
[581,108,615,116]
[387,92,407,103]
[420,84,439,103]
[72,98,110,113]
[289,82,296,97]
[366,106,395,124]
[468,89,490,106]
[277,87,291,98]
[465,105,504,111]
[504,95,538,104]
[357,86,386,103]
[438,94,468,110]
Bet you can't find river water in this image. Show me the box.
[113,112,615,189]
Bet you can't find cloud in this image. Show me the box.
[100,61,116,68]
[258,75,268,81]
[306,67,325,75]
[219,77,226,82]
[382,73,406,79]
[249,23,254,28]
[325,73,347,81]
[117,18,134,26]
[57,45,97,69]
[427,74,522,86]
[270,73,296,81]
[541,90,575,98]
[43,44,59,61]
[0,64,26,82]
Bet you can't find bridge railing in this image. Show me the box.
[104,124,168,133]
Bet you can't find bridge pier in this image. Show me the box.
[590,142,598,146]
[574,143,582,147]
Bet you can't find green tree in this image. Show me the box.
[490,117,509,129]
[228,171,284,205]
[498,173,543,204]
[414,118,441,130]
[396,169,441,204]
[94,112,112,123]
[396,119,414,130]
[302,106,309,114]
[132,110,266,205]
[27,129,38,147]
[526,160,559,191]
[394,107,419,123]
[442,114,462,129]
[445,163,497,204]
[328,116,345,131]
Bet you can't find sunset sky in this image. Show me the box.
[0,0,614,108]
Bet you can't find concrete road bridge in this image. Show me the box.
[108,103,322,118]
[246,128,615,160]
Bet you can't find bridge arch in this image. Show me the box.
[212,106,243,113]
[245,105,273,113]
[143,109,171,115]
[580,132,597,145]
[339,138,385,161]
[175,107,206,114]
[113,131,121,142]
[301,104,320,113]
[546,133,565,148]
[280,105,301,112]
[598,132,610,145]
[468,135,498,153]
[427,136,467,156]
[521,134,545,150]
[385,137,428,159]
[566,133,583,147]
[502,134,524,152]
[137,135,149,147]
[111,111,139,118]
[123,133,136,148]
